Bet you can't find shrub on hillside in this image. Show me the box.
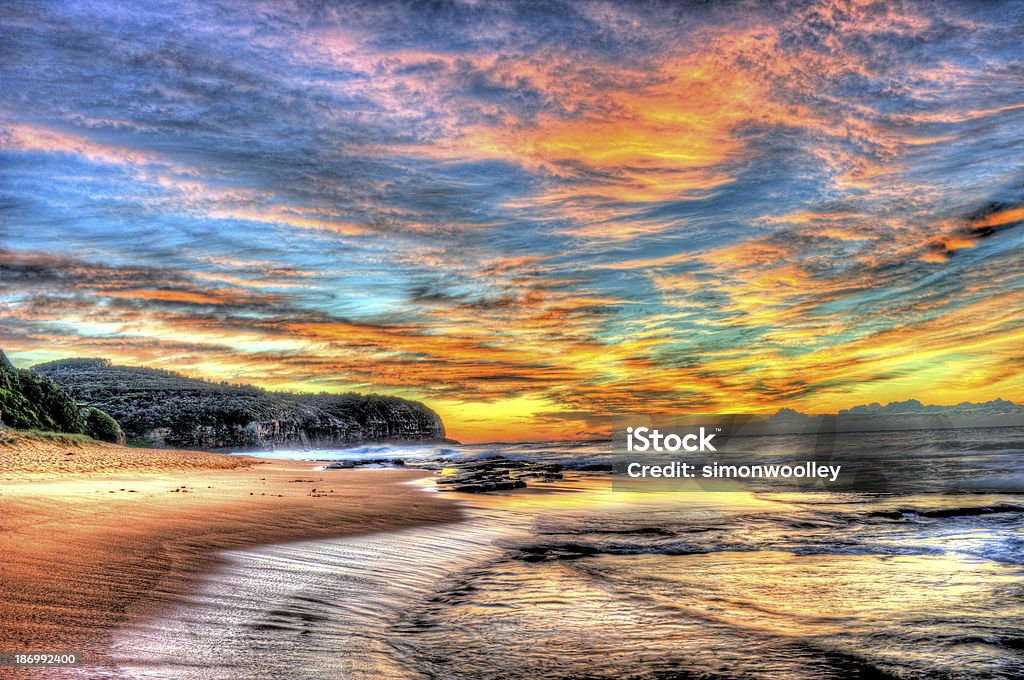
[1,351,126,442]
[1,352,86,432]
[85,407,125,443]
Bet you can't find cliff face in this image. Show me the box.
[32,358,445,451]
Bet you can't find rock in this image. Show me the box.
[449,479,528,493]
[433,456,564,493]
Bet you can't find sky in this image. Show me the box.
[1,0,1022,442]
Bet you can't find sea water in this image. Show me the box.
[102,427,1023,678]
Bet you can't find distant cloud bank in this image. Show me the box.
[764,399,1024,433]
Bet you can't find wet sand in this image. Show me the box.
[0,431,461,663]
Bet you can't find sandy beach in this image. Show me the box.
[0,431,461,664]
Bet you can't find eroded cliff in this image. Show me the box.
[33,358,445,450]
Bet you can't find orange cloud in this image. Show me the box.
[971,206,1024,230]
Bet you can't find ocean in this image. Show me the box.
[105,427,1023,678]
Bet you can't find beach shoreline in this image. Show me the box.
[0,431,462,666]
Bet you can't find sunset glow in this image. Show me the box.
[1,0,1021,441]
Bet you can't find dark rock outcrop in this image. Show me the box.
[321,455,567,493]
[32,358,445,451]
[434,456,562,493]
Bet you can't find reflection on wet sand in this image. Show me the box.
[96,470,1024,679]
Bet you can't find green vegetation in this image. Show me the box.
[1,350,86,431]
[32,357,445,450]
[1,350,125,443]
[13,430,97,445]
[84,406,124,443]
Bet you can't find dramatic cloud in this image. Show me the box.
[1,0,1021,441]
